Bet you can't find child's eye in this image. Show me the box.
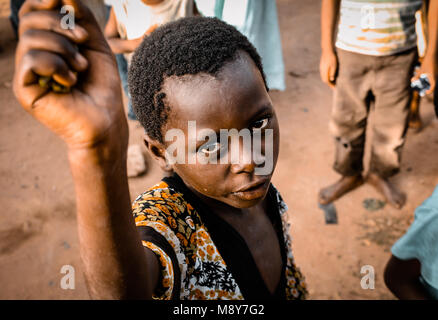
[252,117,270,131]
[199,142,221,155]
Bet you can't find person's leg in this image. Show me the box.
[367,48,417,209]
[319,50,373,204]
[115,54,137,120]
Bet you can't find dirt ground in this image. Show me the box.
[1,0,437,300]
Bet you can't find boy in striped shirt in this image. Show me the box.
[319,0,437,209]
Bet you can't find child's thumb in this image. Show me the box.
[329,65,336,82]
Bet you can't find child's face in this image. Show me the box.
[157,51,280,209]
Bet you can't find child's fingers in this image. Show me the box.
[329,65,336,82]
[328,66,336,88]
[19,10,89,44]
[19,28,88,72]
[411,74,419,83]
[24,50,76,86]
[426,77,435,95]
[14,50,76,109]
[18,0,61,18]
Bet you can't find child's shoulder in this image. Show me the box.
[132,179,199,231]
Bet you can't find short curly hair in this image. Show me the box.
[128,16,267,143]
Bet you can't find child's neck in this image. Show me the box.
[184,180,269,220]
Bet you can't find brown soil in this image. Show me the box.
[1,0,437,299]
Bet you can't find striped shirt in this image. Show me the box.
[336,0,423,56]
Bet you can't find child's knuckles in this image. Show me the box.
[21,29,79,65]
[13,71,44,112]
[62,0,93,20]
[19,11,70,40]
[19,0,61,19]
[24,50,70,79]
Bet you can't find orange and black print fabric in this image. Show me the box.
[132,174,307,300]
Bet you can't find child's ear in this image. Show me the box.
[143,133,173,173]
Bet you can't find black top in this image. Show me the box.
[162,173,287,300]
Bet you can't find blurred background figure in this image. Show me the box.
[104,0,197,177]
[384,184,438,300]
[9,0,25,38]
[105,0,196,121]
[318,0,437,210]
[196,0,286,91]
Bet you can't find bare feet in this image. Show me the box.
[318,175,364,205]
[366,173,406,209]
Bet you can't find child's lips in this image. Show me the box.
[231,178,270,201]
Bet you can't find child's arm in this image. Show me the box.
[14,0,159,299]
[319,0,340,88]
[384,255,432,300]
[414,0,438,94]
[104,7,143,54]
[193,1,200,16]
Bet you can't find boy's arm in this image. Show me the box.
[193,1,200,16]
[14,0,159,299]
[384,255,432,300]
[320,0,340,88]
[104,7,142,54]
[415,0,438,94]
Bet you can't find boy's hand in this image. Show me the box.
[13,0,128,151]
[145,23,159,36]
[320,50,338,88]
[412,56,436,96]
[128,24,159,52]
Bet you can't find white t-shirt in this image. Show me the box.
[109,0,194,61]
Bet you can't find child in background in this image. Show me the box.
[195,0,286,91]
[384,185,438,299]
[105,0,197,119]
[319,0,437,209]
[14,1,307,300]
[104,0,197,177]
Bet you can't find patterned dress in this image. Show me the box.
[132,174,307,300]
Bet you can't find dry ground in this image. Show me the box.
[0,0,437,299]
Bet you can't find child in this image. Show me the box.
[13,0,307,300]
[318,0,437,209]
[104,0,197,177]
[384,185,438,299]
[105,0,197,120]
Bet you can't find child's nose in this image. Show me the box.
[229,140,257,174]
[230,161,257,174]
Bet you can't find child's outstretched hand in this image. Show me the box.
[13,0,128,151]
[12,1,157,299]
